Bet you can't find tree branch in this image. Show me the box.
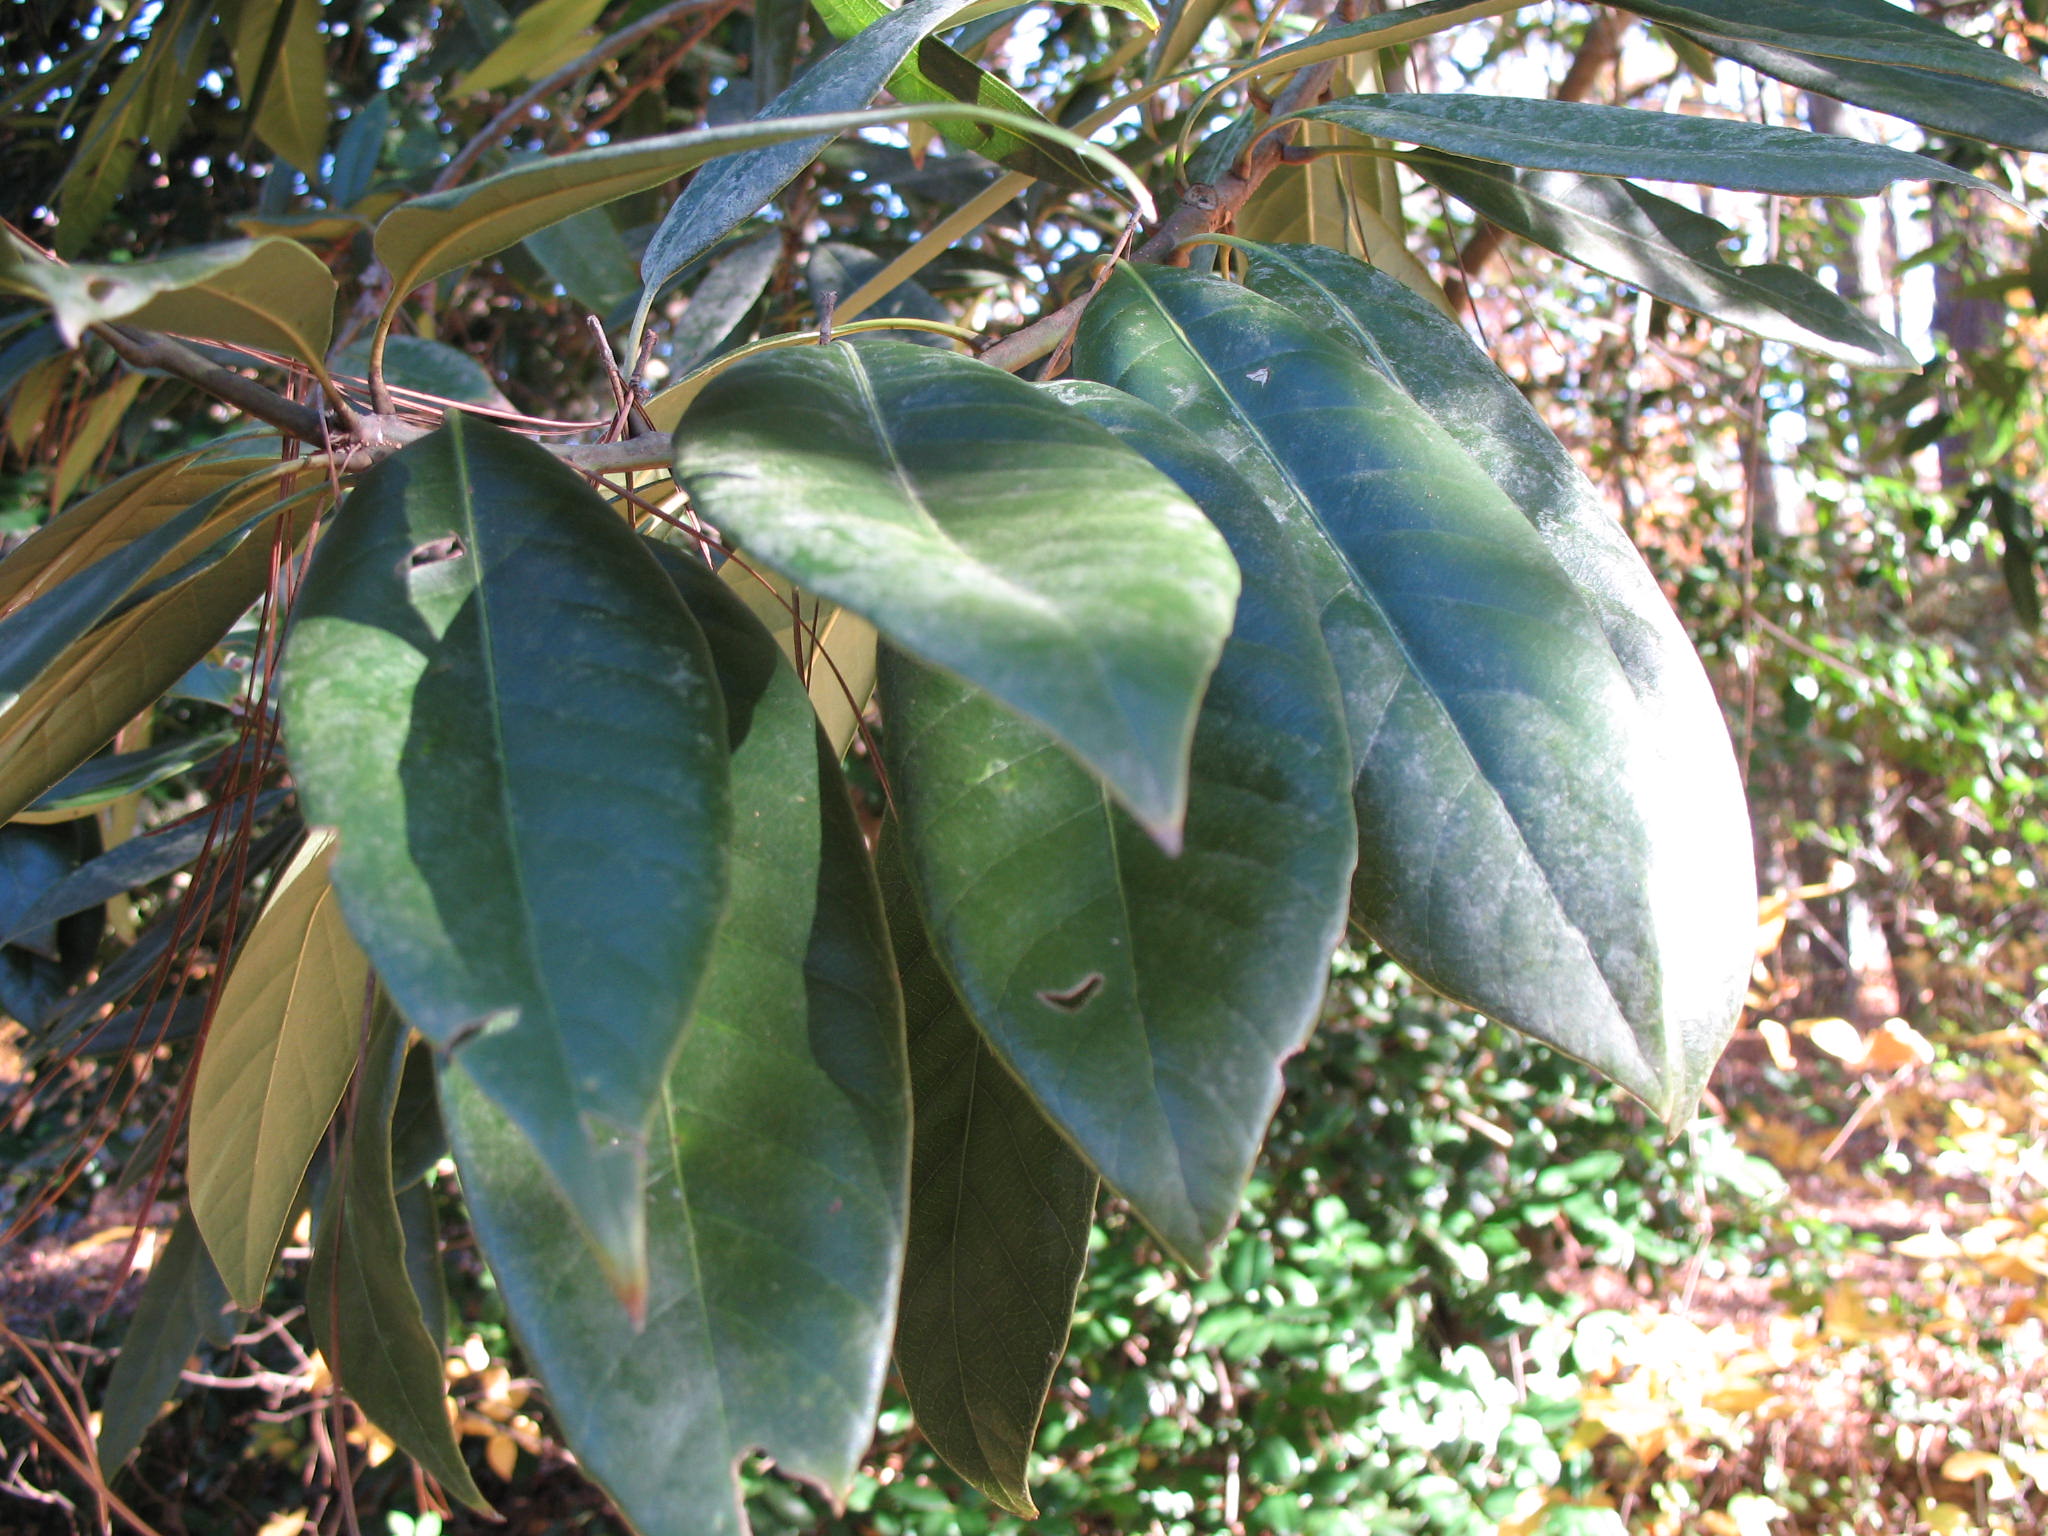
[94,325,331,444]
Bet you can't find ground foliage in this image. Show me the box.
[0,0,2045,1532]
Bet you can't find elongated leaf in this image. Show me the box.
[1295,94,2013,202]
[0,229,337,361]
[1408,153,1914,368]
[1246,0,1531,80]
[0,465,299,712]
[672,340,1238,837]
[1230,239,1757,1117]
[1073,264,1738,1123]
[455,0,608,95]
[396,1180,449,1347]
[380,103,1111,310]
[881,834,1096,1518]
[229,0,328,171]
[716,560,880,757]
[667,234,781,373]
[444,550,908,1536]
[49,370,143,510]
[279,414,731,1303]
[7,354,68,454]
[0,508,284,824]
[309,997,489,1511]
[330,97,392,207]
[883,383,1352,1262]
[632,0,995,329]
[1149,0,1230,77]
[96,1210,232,1473]
[815,0,1100,187]
[1618,0,2048,94]
[188,832,369,1308]
[1675,29,2048,154]
[331,335,514,409]
[0,791,288,946]
[27,727,236,817]
[522,205,640,314]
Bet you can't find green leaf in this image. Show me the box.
[522,205,640,315]
[1616,0,2048,94]
[454,0,608,95]
[0,228,337,361]
[1228,239,1757,1123]
[1149,0,1232,78]
[814,0,1103,187]
[330,97,392,207]
[309,996,489,1511]
[1670,29,2048,154]
[188,831,369,1308]
[1244,0,1532,81]
[443,549,908,1536]
[1293,94,2014,202]
[49,370,143,510]
[632,0,1022,334]
[878,382,1353,1262]
[1072,264,1738,1124]
[378,100,1131,314]
[0,498,283,825]
[1406,152,1915,368]
[672,339,1239,837]
[229,0,329,172]
[331,335,513,409]
[666,234,781,373]
[881,833,1096,1519]
[279,414,731,1304]
[27,726,236,816]
[96,1209,232,1474]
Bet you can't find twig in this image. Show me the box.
[433,0,732,192]
[93,324,329,443]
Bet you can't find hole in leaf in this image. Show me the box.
[1036,973,1104,1013]
[404,535,467,574]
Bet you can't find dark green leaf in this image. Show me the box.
[96,1210,231,1474]
[1072,265,1738,1123]
[444,550,908,1536]
[331,335,513,408]
[666,234,781,374]
[1294,94,2011,201]
[1675,30,2048,154]
[1228,240,1757,1122]
[522,205,640,316]
[1616,0,2048,94]
[1406,152,1915,368]
[881,833,1096,1519]
[882,380,1353,1261]
[309,996,489,1511]
[330,97,393,207]
[814,0,1103,187]
[672,339,1239,837]
[27,728,236,816]
[279,414,732,1300]
[229,0,329,171]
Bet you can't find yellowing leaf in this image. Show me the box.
[255,1510,308,1536]
[1862,1016,1934,1071]
[1805,1016,1866,1065]
[1942,1450,2011,1483]
[486,1431,519,1480]
[1756,1017,1796,1071]
[454,0,609,96]
[189,832,369,1308]
[1894,1230,1964,1260]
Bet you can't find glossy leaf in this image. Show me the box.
[0,790,288,947]
[883,381,1353,1261]
[672,339,1239,837]
[882,829,1098,1518]
[1295,94,2014,202]
[189,832,369,1308]
[632,0,1000,330]
[331,335,514,408]
[27,727,236,817]
[1617,0,2048,94]
[814,0,1101,187]
[279,414,731,1303]
[309,997,489,1510]
[1072,264,1737,1123]
[1672,30,2048,154]
[444,551,907,1536]
[666,234,781,374]
[1407,153,1915,368]
[0,505,285,825]
[380,100,1127,312]
[1244,0,1531,81]
[1231,239,1757,1122]
[96,1209,231,1474]
[229,0,329,171]
[0,229,337,361]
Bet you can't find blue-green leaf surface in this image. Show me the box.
[1231,240,1756,1126]
[279,414,731,1302]
[1072,264,1735,1123]
[881,382,1352,1260]
[443,550,907,1536]
[672,339,1239,838]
